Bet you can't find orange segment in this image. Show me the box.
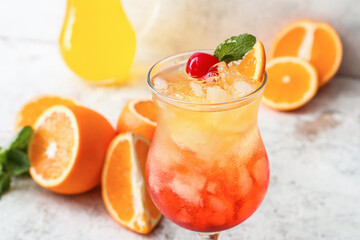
[269,19,342,87]
[117,99,157,141]
[30,109,77,181]
[311,23,342,86]
[236,41,266,83]
[102,133,162,234]
[15,95,77,131]
[263,57,318,111]
[29,105,116,194]
[269,20,310,58]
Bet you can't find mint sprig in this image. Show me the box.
[0,126,32,198]
[214,33,256,63]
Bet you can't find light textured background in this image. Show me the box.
[0,0,359,77]
[123,0,360,78]
[0,1,360,240]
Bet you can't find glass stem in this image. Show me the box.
[198,232,220,240]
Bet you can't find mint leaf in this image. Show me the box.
[0,173,11,198]
[4,149,30,176]
[214,34,256,63]
[9,126,32,151]
[0,149,6,165]
[0,126,33,199]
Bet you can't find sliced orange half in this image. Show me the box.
[262,57,318,111]
[116,99,157,141]
[269,19,343,87]
[15,95,77,131]
[28,105,116,194]
[236,41,266,83]
[102,132,161,234]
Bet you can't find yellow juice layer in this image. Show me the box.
[155,96,262,160]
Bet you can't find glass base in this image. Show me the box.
[198,232,220,240]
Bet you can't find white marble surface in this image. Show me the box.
[1,1,360,239]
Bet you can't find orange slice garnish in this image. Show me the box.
[28,105,115,194]
[269,19,343,87]
[236,41,266,82]
[116,99,157,141]
[102,132,162,234]
[262,56,318,111]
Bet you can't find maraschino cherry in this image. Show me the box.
[186,52,219,78]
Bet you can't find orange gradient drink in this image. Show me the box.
[146,50,269,235]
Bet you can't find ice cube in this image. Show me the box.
[230,81,255,98]
[206,182,217,194]
[169,173,206,205]
[237,167,253,196]
[206,86,228,103]
[153,77,169,91]
[213,61,229,73]
[190,82,204,97]
[207,196,232,226]
[212,62,232,88]
[251,158,269,186]
[177,209,192,224]
[174,92,185,100]
[148,172,161,193]
[208,196,232,212]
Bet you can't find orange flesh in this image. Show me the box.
[311,27,338,81]
[236,42,265,82]
[135,140,159,219]
[105,140,134,221]
[134,101,157,123]
[273,28,306,57]
[29,112,75,180]
[237,48,257,78]
[264,62,312,103]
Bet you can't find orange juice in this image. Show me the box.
[59,0,136,85]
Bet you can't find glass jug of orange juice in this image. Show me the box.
[59,0,136,85]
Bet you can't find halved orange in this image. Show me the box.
[102,132,161,234]
[116,99,157,141]
[269,19,343,87]
[15,95,77,131]
[28,105,116,194]
[236,41,266,83]
[263,57,318,111]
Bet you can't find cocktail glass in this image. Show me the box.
[146,51,269,239]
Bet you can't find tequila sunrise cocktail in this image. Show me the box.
[146,35,269,239]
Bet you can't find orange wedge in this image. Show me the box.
[269,19,343,87]
[102,132,162,234]
[262,57,318,111]
[117,99,157,141]
[28,105,116,194]
[236,41,266,82]
[15,95,77,131]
